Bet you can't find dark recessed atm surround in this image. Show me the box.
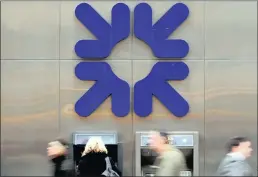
[135,131,199,176]
[71,132,121,175]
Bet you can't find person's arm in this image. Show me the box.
[156,152,184,176]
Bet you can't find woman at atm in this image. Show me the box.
[77,137,121,177]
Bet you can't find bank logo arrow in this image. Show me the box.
[134,62,189,117]
[134,3,189,58]
[75,3,130,59]
[74,62,130,117]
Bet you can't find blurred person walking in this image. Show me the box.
[149,131,186,176]
[217,136,254,176]
[47,139,73,177]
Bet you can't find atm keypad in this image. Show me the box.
[141,149,152,156]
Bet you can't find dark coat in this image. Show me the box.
[51,155,67,177]
[78,152,121,177]
[51,155,75,177]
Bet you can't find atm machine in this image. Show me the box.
[71,131,122,175]
[135,131,199,176]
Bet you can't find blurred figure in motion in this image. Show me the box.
[47,139,71,177]
[217,136,254,176]
[77,137,121,177]
[149,131,186,176]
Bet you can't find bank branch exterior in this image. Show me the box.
[1,1,257,176]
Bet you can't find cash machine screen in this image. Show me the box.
[73,133,117,145]
[141,135,194,147]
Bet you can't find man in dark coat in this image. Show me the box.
[47,139,73,177]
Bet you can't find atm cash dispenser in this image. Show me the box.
[135,131,199,176]
[72,131,122,175]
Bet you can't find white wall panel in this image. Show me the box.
[1,1,60,60]
[205,1,257,60]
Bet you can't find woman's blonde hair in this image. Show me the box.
[81,137,108,156]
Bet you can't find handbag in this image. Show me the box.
[102,157,120,177]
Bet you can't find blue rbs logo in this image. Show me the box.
[74,3,190,118]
